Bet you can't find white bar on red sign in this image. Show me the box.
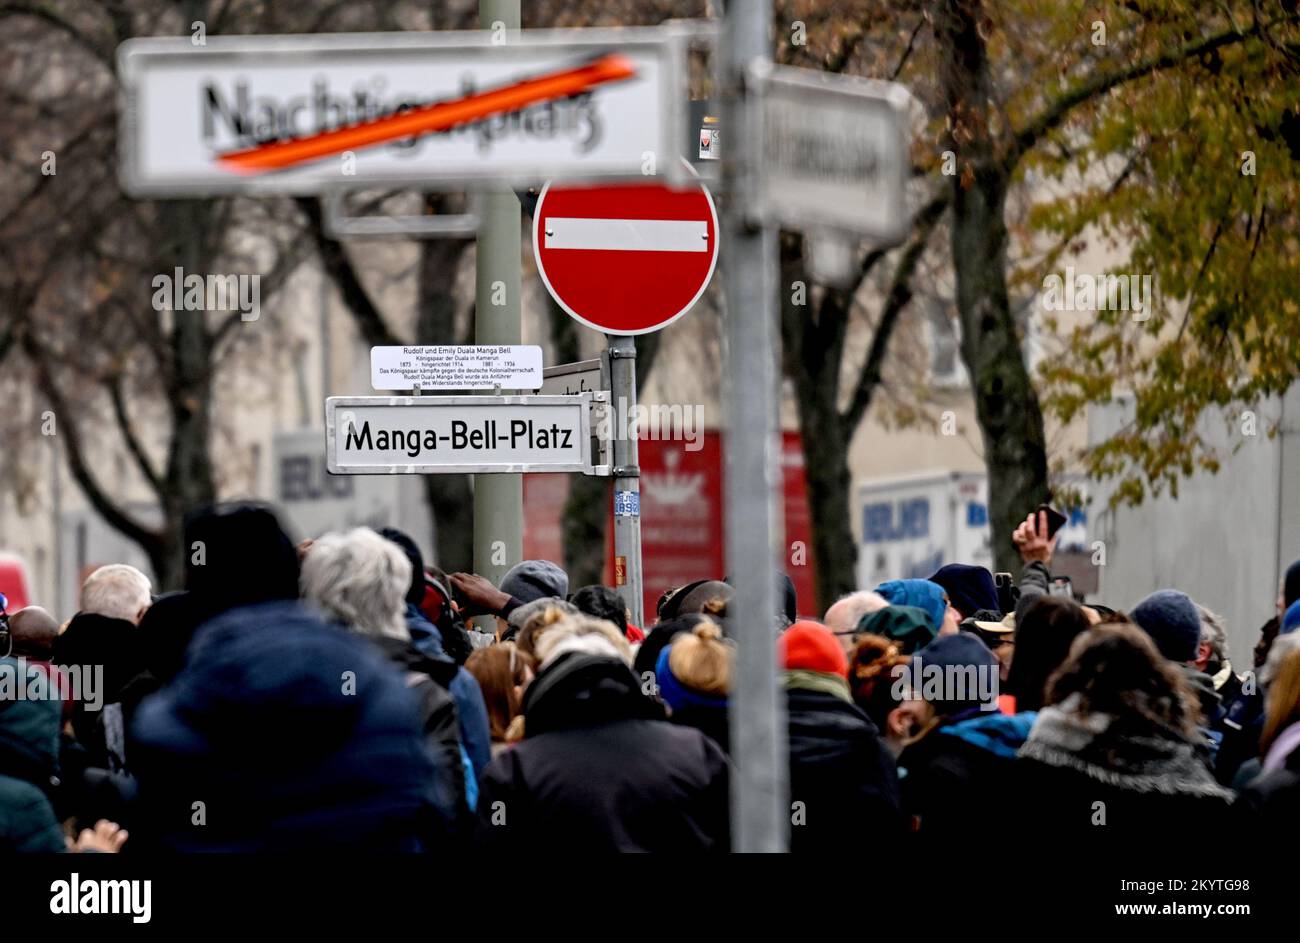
[544,217,709,252]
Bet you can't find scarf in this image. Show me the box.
[783,669,851,702]
[1019,695,1232,799]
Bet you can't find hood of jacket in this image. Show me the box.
[0,658,61,789]
[522,652,663,737]
[942,711,1038,759]
[133,600,429,766]
[1019,695,1232,799]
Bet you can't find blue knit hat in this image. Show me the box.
[874,579,948,633]
[1131,589,1201,662]
[655,644,727,713]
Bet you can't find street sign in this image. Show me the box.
[748,63,912,243]
[540,354,609,396]
[325,393,609,475]
[370,345,542,391]
[533,166,719,335]
[116,27,688,197]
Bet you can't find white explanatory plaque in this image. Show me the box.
[116,27,687,197]
[751,64,913,244]
[371,345,543,391]
[325,394,607,475]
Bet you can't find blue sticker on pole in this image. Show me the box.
[614,490,640,518]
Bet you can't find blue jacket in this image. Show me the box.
[405,604,492,780]
[131,601,450,852]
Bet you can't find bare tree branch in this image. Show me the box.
[842,191,950,431]
[108,373,165,498]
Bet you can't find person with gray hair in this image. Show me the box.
[79,564,153,625]
[301,528,411,642]
[301,527,473,825]
[823,590,889,654]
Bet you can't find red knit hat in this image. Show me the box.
[780,621,848,678]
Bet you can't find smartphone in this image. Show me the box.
[1049,576,1074,599]
[1036,503,1069,538]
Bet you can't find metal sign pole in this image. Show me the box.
[720,0,787,852]
[473,0,523,625]
[607,334,645,629]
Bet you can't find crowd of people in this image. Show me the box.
[2,502,1299,852]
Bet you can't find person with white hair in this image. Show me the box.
[300,528,479,824]
[79,564,153,625]
[823,590,890,654]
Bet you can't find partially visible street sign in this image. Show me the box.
[325,393,609,475]
[533,164,719,335]
[749,63,912,243]
[540,354,609,396]
[117,27,687,197]
[370,345,542,391]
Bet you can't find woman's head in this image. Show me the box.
[1261,635,1300,758]
[300,528,411,641]
[658,619,732,710]
[1044,621,1197,738]
[466,642,537,742]
[531,614,632,668]
[1006,596,1097,712]
[848,633,928,753]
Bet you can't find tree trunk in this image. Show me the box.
[779,238,856,614]
[156,200,218,589]
[936,0,1050,574]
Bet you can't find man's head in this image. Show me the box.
[8,606,60,660]
[780,620,849,679]
[1130,589,1201,664]
[377,527,427,606]
[570,585,630,637]
[79,564,152,624]
[300,528,411,642]
[875,579,961,637]
[500,560,568,606]
[184,502,300,618]
[916,632,1001,716]
[928,564,999,620]
[823,590,889,653]
[1194,604,1229,673]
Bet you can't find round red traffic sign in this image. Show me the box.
[533,170,719,335]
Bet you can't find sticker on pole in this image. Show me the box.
[371,345,542,391]
[533,162,718,335]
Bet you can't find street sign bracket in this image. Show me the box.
[324,190,482,239]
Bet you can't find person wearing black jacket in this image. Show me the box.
[476,617,730,852]
[780,621,902,851]
[300,528,470,828]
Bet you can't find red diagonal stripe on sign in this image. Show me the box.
[216,53,638,174]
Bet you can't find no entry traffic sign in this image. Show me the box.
[533,169,719,335]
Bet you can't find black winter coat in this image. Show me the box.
[371,634,468,827]
[786,687,903,852]
[476,653,730,852]
[1236,739,1300,830]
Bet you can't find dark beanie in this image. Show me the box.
[929,564,999,619]
[379,527,426,605]
[1130,589,1201,663]
[916,633,1000,713]
[1285,559,1300,610]
[184,503,299,619]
